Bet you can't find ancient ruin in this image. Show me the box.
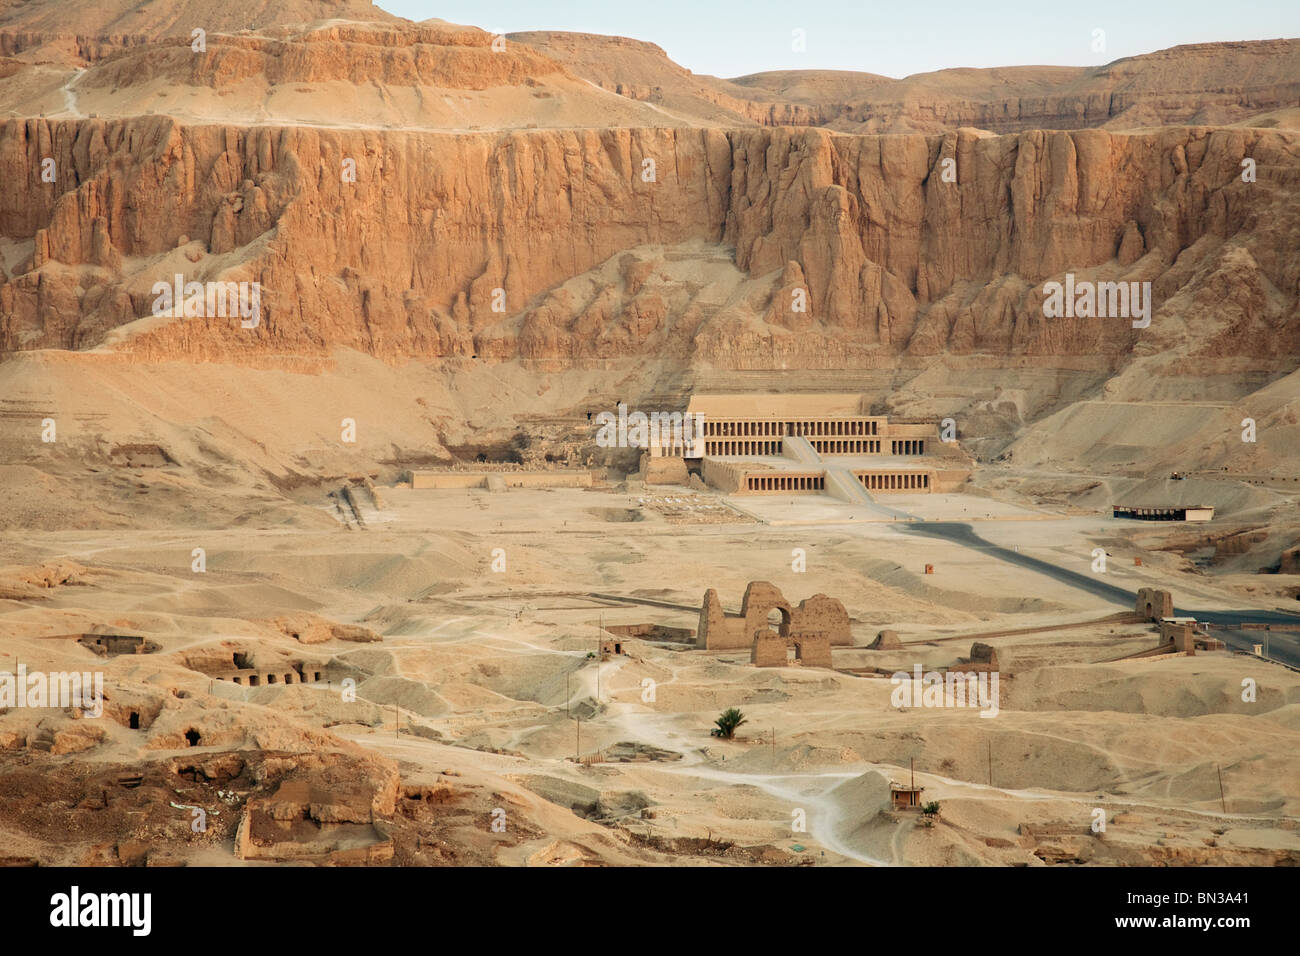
[751,630,834,669]
[1108,615,1228,661]
[658,394,972,499]
[77,633,152,656]
[697,582,851,651]
[956,642,1000,673]
[1114,505,1215,522]
[869,630,903,650]
[1136,589,1175,621]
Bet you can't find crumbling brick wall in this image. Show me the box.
[697,588,743,648]
[793,633,833,668]
[750,633,789,666]
[960,641,1000,672]
[699,581,852,650]
[1159,620,1196,653]
[740,581,793,645]
[641,453,689,485]
[1136,588,1174,620]
[750,631,833,669]
[794,594,851,645]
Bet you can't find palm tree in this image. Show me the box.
[712,707,748,739]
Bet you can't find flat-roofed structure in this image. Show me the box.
[1113,504,1214,521]
[411,470,592,490]
[684,393,932,460]
[890,783,925,810]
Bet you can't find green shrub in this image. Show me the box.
[711,707,748,739]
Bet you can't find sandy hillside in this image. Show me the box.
[3,456,1299,865]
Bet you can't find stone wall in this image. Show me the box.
[750,634,789,667]
[750,631,833,669]
[700,458,746,493]
[1159,620,1197,652]
[77,633,148,656]
[869,629,901,650]
[696,588,735,648]
[1136,588,1174,620]
[794,594,852,645]
[962,641,1000,672]
[738,581,794,647]
[641,453,689,485]
[792,633,833,668]
[411,470,593,489]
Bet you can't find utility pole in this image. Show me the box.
[576,718,581,761]
[988,741,993,788]
[1217,764,1227,814]
[771,728,775,769]
[565,671,570,716]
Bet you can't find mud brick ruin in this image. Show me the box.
[1111,589,1226,659]
[956,642,1000,673]
[696,581,848,669]
[1136,588,1175,620]
[869,630,902,650]
[751,630,834,668]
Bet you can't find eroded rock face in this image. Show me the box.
[0,0,398,45]
[3,118,1295,371]
[0,119,733,360]
[517,33,1300,135]
[724,125,1300,360]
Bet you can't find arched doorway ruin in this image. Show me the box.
[766,607,791,637]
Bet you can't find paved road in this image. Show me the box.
[902,521,1300,669]
[1202,626,1300,670]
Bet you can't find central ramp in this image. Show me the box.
[783,435,913,519]
[780,434,822,466]
[823,464,912,518]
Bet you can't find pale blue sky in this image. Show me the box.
[375,1,1299,79]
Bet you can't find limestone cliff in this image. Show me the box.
[2,118,1296,372]
[524,34,1300,134]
